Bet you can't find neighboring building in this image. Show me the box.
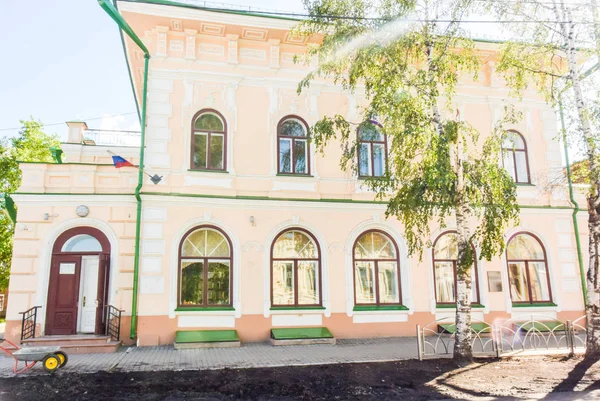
[3,0,588,347]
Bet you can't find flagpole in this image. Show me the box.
[107,150,163,184]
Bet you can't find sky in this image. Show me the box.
[0,0,305,142]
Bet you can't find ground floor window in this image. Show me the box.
[506,232,551,304]
[179,226,232,307]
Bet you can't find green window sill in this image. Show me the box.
[512,302,557,308]
[515,183,535,187]
[276,173,314,178]
[357,176,388,181]
[175,306,235,312]
[188,169,229,174]
[436,303,485,309]
[270,306,325,311]
[353,305,409,312]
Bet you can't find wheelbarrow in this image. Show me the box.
[0,338,68,374]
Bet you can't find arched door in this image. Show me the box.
[45,227,111,335]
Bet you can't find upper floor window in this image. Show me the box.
[278,116,310,175]
[271,229,321,307]
[191,110,227,171]
[358,121,387,178]
[506,232,551,304]
[502,130,530,184]
[353,230,401,306]
[179,226,232,307]
[432,232,480,305]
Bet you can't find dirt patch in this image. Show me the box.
[0,355,598,400]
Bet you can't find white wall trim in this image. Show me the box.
[262,219,330,318]
[168,216,242,319]
[34,218,120,332]
[344,219,413,317]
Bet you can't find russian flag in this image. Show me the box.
[111,155,135,168]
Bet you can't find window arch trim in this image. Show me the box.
[352,229,402,306]
[501,130,531,184]
[277,115,311,176]
[190,109,228,172]
[505,231,552,305]
[270,227,322,307]
[431,230,480,305]
[357,121,388,178]
[177,224,233,308]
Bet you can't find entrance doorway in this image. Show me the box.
[45,227,111,336]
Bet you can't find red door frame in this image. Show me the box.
[45,227,111,336]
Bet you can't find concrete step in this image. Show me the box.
[22,335,121,354]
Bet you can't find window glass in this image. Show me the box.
[298,261,319,305]
[515,152,529,183]
[503,151,516,181]
[193,133,207,169]
[207,261,230,305]
[180,261,204,305]
[433,232,479,304]
[280,119,306,137]
[61,234,102,252]
[435,261,455,303]
[359,143,371,176]
[433,233,458,259]
[293,140,308,174]
[182,229,230,258]
[272,261,294,305]
[529,261,550,301]
[354,231,397,259]
[508,262,529,302]
[507,234,544,260]
[209,134,224,170]
[279,139,292,173]
[378,261,400,303]
[373,144,385,177]
[355,261,376,303]
[195,113,224,131]
[273,231,317,259]
[502,132,525,149]
[359,124,384,141]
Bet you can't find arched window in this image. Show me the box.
[353,230,401,306]
[358,121,387,177]
[191,110,227,171]
[506,232,551,304]
[502,130,530,184]
[432,232,480,305]
[271,229,321,307]
[178,226,232,307]
[278,116,310,175]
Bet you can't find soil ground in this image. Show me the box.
[0,355,599,400]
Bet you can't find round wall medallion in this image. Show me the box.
[76,205,89,217]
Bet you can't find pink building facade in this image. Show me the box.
[3,0,588,346]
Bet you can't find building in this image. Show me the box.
[3,0,588,348]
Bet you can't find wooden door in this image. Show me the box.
[95,254,110,334]
[46,255,81,335]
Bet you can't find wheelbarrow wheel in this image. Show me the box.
[54,351,68,368]
[42,354,60,373]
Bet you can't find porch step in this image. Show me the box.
[270,327,336,346]
[174,330,241,349]
[22,335,121,354]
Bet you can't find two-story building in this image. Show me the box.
[3,0,588,350]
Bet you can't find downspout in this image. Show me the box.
[558,94,587,304]
[98,0,150,340]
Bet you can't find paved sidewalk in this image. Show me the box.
[0,337,418,377]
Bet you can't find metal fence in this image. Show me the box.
[416,314,587,360]
[83,129,141,147]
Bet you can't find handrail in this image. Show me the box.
[105,305,125,342]
[18,306,41,341]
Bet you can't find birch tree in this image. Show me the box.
[297,0,520,364]
[493,0,600,358]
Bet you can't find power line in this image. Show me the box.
[0,112,138,132]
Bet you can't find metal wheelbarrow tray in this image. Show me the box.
[1,339,68,374]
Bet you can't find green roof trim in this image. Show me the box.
[0,194,16,224]
[271,327,333,340]
[176,330,240,343]
[438,322,491,334]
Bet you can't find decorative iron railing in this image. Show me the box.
[83,129,141,147]
[416,314,587,360]
[105,305,124,341]
[19,306,41,341]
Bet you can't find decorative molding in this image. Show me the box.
[200,22,225,36]
[197,43,224,56]
[169,40,184,52]
[240,48,267,61]
[184,29,197,59]
[269,39,280,69]
[155,26,169,57]
[284,32,308,45]
[227,34,239,64]
[242,27,268,41]
[171,19,183,31]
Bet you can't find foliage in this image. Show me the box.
[0,118,59,289]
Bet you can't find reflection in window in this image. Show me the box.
[179,227,232,307]
[432,232,479,304]
[278,117,309,175]
[192,110,226,171]
[353,231,401,305]
[358,122,386,177]
[271,229,320,306]
[502,131,530,184]
[506,233,551,304]
[61,234,102,252]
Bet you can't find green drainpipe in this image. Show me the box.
[98,0,150,340]
[559,95,587,304]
